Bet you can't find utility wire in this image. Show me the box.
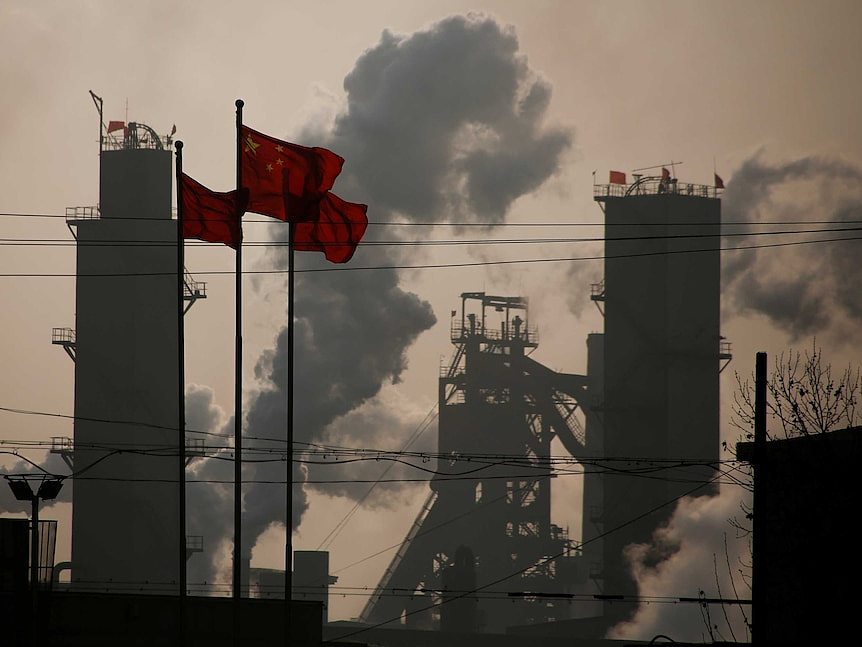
[3,209,861,226]
[316,406,438,551]
[1,225,860,247]
[1,234,859,277]
[54,577,750,605]
[332,474,722,642]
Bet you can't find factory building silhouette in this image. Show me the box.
[2,103,728,644]
[358,173,727,636]
[63,121,185,593]
[59,151,725,635]
[589,175,725,629]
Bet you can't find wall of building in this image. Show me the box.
[599,193,721,625]
[71,147,180,593]
[739,427,862,643]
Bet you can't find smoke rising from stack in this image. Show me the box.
[608,488,752,642]
[183,14,573,582]
[610,153,862,638]
[723,153,862,341]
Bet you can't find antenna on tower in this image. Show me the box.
[631,161,684,177]
[88,90,104,153]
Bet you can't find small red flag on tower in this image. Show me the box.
[661,167,671,181]
[714,173,725,189]
[609,170,627,185]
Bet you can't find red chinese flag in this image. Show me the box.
[714,173,725,189]
[609,170,627,184]
[661,167,670,181]
[294,192,368,264]
[107,120,125,133]
[180,173,246,250]
[240,124,344,222]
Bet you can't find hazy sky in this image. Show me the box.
[2,0,861,636]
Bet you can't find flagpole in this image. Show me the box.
[234,99,244,631]
[175,140,187,647]
[286,218,295,644]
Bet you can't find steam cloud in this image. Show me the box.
[186,13,573,580]
[0,452,73,515]
[181,14,571,583]
[723,153,862,341]
[609,487,752,642]
[324,15,571,223]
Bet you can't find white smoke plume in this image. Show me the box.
[609,486,752,643]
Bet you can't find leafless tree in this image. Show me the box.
[724,340,860,619]
[731,339,860,440]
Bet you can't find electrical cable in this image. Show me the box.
[331,474,724,642]
[316,405,438,551]
[0,225,859,248]
[1,234,858,277]
[3,209,861,226]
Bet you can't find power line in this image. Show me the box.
[20,466,743,488]
[3,209,861,227]
[0,234,858,278]
[331,474,723,642]
[316,405,438,551]
[1,225,860,248]
[53,577,751,605]
[0,405,744,465]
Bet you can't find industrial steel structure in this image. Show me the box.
[361,293,597,632]
[364,172,726,635]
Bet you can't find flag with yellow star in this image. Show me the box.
[240,124,344,222]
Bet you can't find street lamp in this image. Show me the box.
[4,476,64,596]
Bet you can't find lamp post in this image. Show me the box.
[5,475,64,630]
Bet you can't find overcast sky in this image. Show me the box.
[1,0,861,635]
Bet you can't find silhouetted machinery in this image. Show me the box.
[360,293,598,632]
[362,171,727,635]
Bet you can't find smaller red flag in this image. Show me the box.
[609,170,626,185]
[714,173,725,189]
[180,174,246,250]
[107,120,125,133]
[661,167,670,181]
[294,192,368,263]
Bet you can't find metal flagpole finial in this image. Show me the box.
[236,99,244,109]
[175,140,183,152]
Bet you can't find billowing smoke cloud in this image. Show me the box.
[309,387,437,504]
[184,384,235,587]
[322,14,571,224]
[188,13,572,580]
[609,487,752,642]
[723,153,862,341]
[240,271,435,549]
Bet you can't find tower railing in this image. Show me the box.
[450,320,539,345]
[594,178,718,200]
[52,327,76,344]
[66,206,100,222]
